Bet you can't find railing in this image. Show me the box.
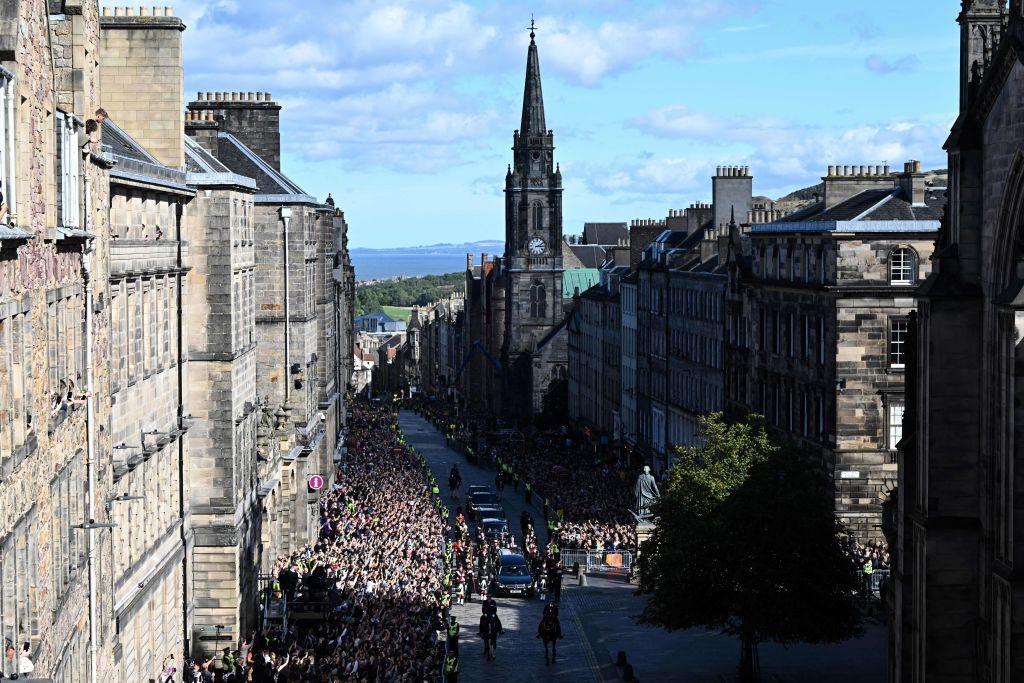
[558,549,634,574]
[866,568,890,595]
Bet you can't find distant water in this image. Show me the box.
[351,252,470,281]
[349,240,505,281]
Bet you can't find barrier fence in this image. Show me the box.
[558,549,634,574]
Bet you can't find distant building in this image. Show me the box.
[355,311,407,334]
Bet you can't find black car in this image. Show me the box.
[490,550,535,597]
[468,492,498,519]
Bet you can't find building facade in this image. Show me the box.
[0,1,112,679]
[891,2,1024,681]
[0,2,354,679]
[727,162,940,541]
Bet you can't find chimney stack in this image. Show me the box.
[99,6,186,167]
[822,162,897,209]
[712,163,753,236]
[897,159,928,206]
[185,89,283,170]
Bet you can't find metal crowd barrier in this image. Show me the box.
[558,549,634,574]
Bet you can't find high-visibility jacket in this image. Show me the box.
[863,562,874,575]
[445,656,459,673]
[447,622,460,638]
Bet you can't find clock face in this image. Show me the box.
[528,237,546,255]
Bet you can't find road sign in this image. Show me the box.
[308,474,325,491]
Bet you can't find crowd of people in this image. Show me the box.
[189,400,448,682]
[415,398,638,554]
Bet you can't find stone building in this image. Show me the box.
[184,89,352,653]
[567,266,624,438]
[0,3,354,679]
[0,1,112,679]
[890,2,1024,681]
[725,161,940,541]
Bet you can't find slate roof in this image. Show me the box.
[185,136,230,174]
[216,132,311,198]
[103,119,160,164]
[753,183,944,235]
[103,119,189,189]
[583,222,628,246]
[567,243,607,268]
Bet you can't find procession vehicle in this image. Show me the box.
[467,485,490,497]
[490,549,535,598]
[468,491,500,520]
[481,518,510,540]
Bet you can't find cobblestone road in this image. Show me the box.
[399,410,605,683]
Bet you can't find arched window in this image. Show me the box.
[530,281,546,318]
[532,202,544,231]
[889,248,916,285]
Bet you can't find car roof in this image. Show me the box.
[498,551,526,564]
[482,518,507,525]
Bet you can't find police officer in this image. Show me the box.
[446,616,460,654]
[444,652,460,683]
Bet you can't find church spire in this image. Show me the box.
[520,17,547,137]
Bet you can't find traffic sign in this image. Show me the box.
[308,474,325,491]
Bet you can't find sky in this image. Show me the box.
[129,0,960,248]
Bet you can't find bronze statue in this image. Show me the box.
[633,465,661,521]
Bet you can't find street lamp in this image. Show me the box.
[71,519,117,530]
[104,492,144,512]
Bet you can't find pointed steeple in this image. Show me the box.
[520,22,547,137]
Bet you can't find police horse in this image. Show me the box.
[537,605,563,665]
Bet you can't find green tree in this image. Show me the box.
[537,376,568,429]
[639,413,863,680]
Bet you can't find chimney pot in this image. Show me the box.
[248,91,255,101]
[153,6,163,16]
[165,7,173,16]
[139,7,149,16]
[206,91,212,100]
[231,91,238,101]
[197,91,204,100]
[255,92,263,101]
[215,92,223,101]
[828,165,835,176]
[113,6,122,15]
[884,164,891,175]
[913,160,921,173]
[102,7,110,15]
[125,7,134,15]
[264,92,271,101]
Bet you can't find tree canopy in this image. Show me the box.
[639,413,863,679]
[355,272,464,317]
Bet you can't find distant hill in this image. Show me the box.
[350,240,504,255]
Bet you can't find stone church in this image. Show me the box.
[890,2,1024,681]
[500,27,567,418]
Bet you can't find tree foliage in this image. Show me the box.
[537,376,568,429]
[355,272,465,316]
[639,413,863,678]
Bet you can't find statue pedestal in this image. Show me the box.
[631,521,655,585]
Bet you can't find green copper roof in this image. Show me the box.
[563,268,600,298]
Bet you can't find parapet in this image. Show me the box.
[99,6,183,29]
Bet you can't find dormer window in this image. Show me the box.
[890,247,916,285]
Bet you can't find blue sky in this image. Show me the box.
[148,0,959,248]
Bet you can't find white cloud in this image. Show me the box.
[595,105,953,199]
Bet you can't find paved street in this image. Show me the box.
[400,410,603,682]
[400,410,887,682]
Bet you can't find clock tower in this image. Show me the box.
[502,23,566,418]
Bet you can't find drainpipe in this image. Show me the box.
[281,207,292,404]
[175,200,191,656]
[82,172,98,683]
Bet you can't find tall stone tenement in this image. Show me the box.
[0,2,355,680]
[0,1,112,680]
